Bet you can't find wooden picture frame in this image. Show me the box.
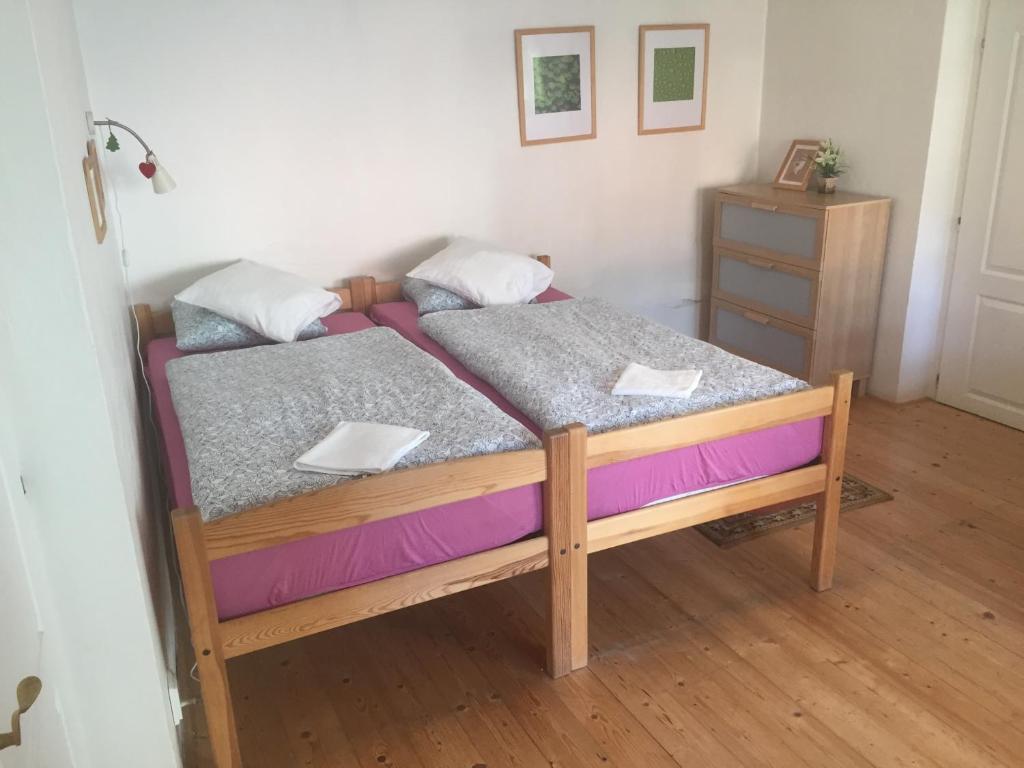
[515,26,596,146]
[82,139,107,243]
[638,23,710,135]
[773,139,821,191]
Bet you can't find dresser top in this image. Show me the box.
[719,183,891,210]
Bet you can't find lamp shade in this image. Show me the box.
[149,154,176,194]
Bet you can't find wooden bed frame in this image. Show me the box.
[135,261,851,768]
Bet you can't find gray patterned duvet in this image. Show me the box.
[166,328,538,522]
[419,298,809,434]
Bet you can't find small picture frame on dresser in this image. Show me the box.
[773,139,821,191]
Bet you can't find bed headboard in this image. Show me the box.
[133,254,550,353]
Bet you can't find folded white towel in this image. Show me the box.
[612,363,703,399]
[294,421,430,476]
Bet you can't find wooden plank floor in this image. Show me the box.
[186,399,1024,768]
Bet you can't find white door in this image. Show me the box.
[0,320,72,768]
[0,435,44,767]
[938,0,1024,430]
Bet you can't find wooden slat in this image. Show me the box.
[203,448,546,560]
[811,370,853,590]
[133,303,156,352]
[374,280,403,303]
[328,286,353,310]
[347,276,375,313]
[587,385,833,469]
[543,424,588,678]
[172,508,242,768]
[219,535,549,658]
[588,464,828,553]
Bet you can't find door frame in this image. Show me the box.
[935,0,993,401]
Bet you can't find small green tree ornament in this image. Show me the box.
[105,132,120,152]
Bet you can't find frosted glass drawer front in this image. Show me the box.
[718,201,821,266]
[710,300,812,379]
[714,251,818,327]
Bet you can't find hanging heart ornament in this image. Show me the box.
[139,153,157,178]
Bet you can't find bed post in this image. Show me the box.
[133,303,155,352]
[810,370,853,592]
[348,276,377,313]
[171,507,242,768]
[542,423,588,678]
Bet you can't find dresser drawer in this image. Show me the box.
[709,298,813,380]
[712,249,819,328]
[715,195,823,268]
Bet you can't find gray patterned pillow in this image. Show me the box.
[401,277,478,315]
[172,300,328,352]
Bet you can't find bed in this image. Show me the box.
[358,264,848,680]
[369,294,826,523]
[147,311,547,620]
[138,264,851,768]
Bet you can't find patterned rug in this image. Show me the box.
[696,474,892,548]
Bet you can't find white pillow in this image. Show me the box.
[175,260,341,343]
[406,238,553,306]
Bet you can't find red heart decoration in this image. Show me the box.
[139,161,157,179]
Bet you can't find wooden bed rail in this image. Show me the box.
[218,534,551,658]
[587,385,834,469]
[202,447,547,560]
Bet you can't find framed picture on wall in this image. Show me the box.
[638,23,709,135]
[514,26,596,146]
[773,139,821,190]
[82,139,107,244]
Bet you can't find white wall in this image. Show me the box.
[759,0,948,400]
[759,0,983,402]
[0,0,179,765]
[73,0,769,335]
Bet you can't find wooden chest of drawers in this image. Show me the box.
[708,183,891,390]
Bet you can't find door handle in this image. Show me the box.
[742,310,773,326]
[0,677,42,751]
[744,256,776,270]
[750,202,778,212]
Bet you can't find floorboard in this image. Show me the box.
[186,399,1024,767]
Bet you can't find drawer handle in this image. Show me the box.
[750,202,778,212]
[744,256,776,270]
[742,310,773,326]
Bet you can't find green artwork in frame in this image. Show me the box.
[652,46,695,102]
[533,54,582,114]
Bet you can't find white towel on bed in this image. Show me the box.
[612,363,703,399]
[294,421,430,476]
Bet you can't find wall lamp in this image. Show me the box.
[92,118,176,194]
